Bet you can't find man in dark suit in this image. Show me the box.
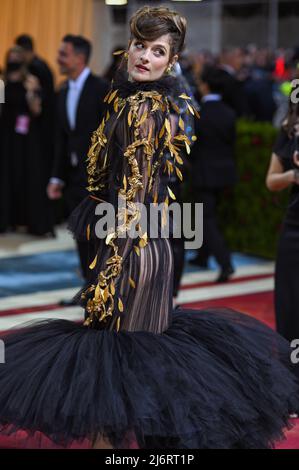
[218,47,249,118]
[47,35,109,297]
[190,66,237,282]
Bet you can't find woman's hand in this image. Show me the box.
[47,182,63,200]
[24,74,40,93]
[266,153,297,191]
[25,74,42,116]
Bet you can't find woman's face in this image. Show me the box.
[127,34,177,82]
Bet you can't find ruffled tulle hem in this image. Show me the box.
[0,308,298,449]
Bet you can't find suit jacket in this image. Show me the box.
[190,100,237,189]
[53,73,109,208]
[218,68,249,118]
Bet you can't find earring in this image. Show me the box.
[166,64,173,75]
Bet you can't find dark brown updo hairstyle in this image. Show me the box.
[129,6,187,59]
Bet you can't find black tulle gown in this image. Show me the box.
[0,75,298,449]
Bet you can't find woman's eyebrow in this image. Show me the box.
[153,44,167,50]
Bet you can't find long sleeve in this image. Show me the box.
[82,95,166,330]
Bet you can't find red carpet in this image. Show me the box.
[184,290,276,329]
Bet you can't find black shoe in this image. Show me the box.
[189,256,209,268]
[216,266,235,283]
[59,298,77,307]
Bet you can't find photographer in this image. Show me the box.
[266,98,299,342]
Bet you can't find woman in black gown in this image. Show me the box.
[0,7,298,449]
[266,99,299,342]
[0,46,53,235]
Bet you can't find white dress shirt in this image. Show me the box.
[66,67,90,130]
[201,94,222,104]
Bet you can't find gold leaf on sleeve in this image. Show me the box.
[178,116,185,131]
[155,134,159,148]
[165,118,171,135]
[103,152,108,167]
[103,90,111,103]
[123,174,127,191]
[110,282,115,295]
[179,93,191,100]
[193,107,200,119]
[103,286,109,302]
[172,102,181,114]
[106,232,116,245]
[108,89,118,104]
[167,186,176,200]
[184,140,191,155]
[113,98,119,112]
[159,124,165,139]
[175,166,183,181]
[128,109,133,127]
[94,283,101,300]
[118,297,124,312]
[175,154,184,165]
[89,254,98,270]
[187,102,194,115]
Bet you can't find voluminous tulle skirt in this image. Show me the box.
[0,308,298,449]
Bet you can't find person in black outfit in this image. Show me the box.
[0,46,54,235]
[47,35,109,295]
[266,99,299,342]
[15,34,55,115]
[190,66,236,282]
[218,47,249,118]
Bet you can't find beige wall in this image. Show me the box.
[0,0,93,83]
[0,0,127,82]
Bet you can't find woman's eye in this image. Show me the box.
[135,42,143,49]
[154,49,164,56]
